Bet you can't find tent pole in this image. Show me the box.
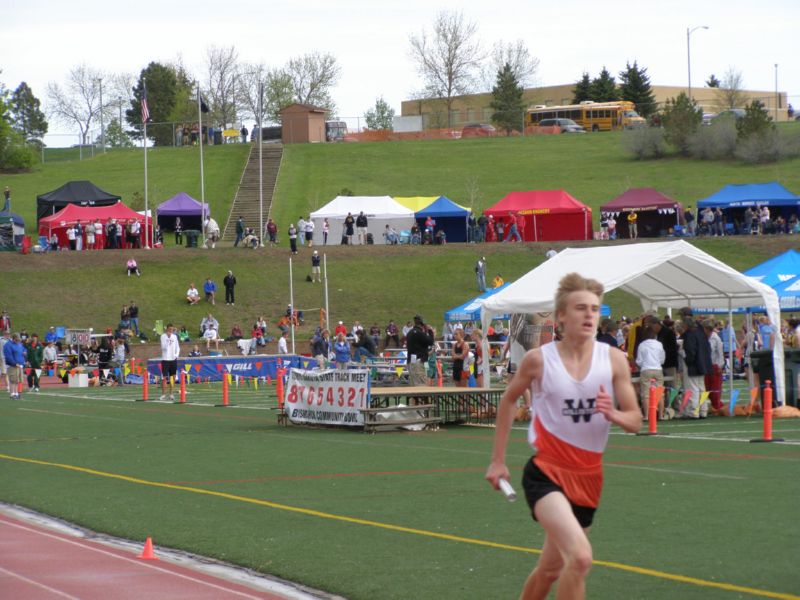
[323,254,330,331]
[289,257,295,355]
[728,308,734,407]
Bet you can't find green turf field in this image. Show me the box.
[2,384,798,600]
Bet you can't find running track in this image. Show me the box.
[0,509,327,600]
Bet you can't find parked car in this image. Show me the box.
[538,118,586,134]
[712,108,746,122]
[461,123,496,137]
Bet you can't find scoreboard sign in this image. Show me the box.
[66,329,92,346]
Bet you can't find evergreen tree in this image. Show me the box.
[572,73,592,104]
[590,67,618,102]
[489,63,525,135]
[364,96,395,130]
[736,99,774,141]
[10,82,48,140]
[101,118,134,148]
[661,92,702,155]
[706,74,720,88]
[618,61,656,118]
[126,62,179,146]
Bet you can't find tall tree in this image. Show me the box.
[572,73,592,104]
[489,63,524,135]
[409,10,482,127]
[126,62,179,146]
[618,61,656,118]
[364,97,395,130]
[205,45,240,127]
[10,82,48,141]
[99,118,133,148]
[0,77,36,170]
[661,92,702,155]
[482,39,539,89]
[714,68,746,110]
[264,69,295,123]
[46,63,104,145]
[706,74,720,88]
[285,51,340,112]
[736,99,774,141]
[590,67,619,102]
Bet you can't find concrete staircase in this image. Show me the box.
[221,143,283,242]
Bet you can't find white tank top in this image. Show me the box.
[528,341,613,454]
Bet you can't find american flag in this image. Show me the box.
[141,86,150,124]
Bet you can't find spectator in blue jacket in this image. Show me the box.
[203,277,217,305]
[3,333,26,399]
[333,333,351,369]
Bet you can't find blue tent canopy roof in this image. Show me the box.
[415,195,470,242]
[743,249,800,287]
[697,182,800,208]
[416,196,470,217]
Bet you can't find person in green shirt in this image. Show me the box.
[26,334,44,391]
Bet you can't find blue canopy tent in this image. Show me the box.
[415,196,470,243]
[445,285,511,323]
[695,250,800,314]
[697,182,800,234]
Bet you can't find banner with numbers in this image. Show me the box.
[285,368,371,426]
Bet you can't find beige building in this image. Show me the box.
[280,103,328,144]
[401,84,790,129]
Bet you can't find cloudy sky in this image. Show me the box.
[4,0,797,145]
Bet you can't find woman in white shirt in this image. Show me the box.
[635,325,665,419]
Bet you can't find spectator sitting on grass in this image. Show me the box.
[230,324,243,340]
[203,277,217,305]
[200,313,219,337]
[203,326,220,352]
[186,283,200,305]
[178,325,190,342]
[126,257,141,277]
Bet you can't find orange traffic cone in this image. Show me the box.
[138,537,159,560]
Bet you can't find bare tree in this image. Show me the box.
[46,64,104,144]
[237,63,296,125]
[205,45,240,128]
[481,39,539,90]
[408,10,482,127]
[714,67,746,110]
[284,51,340,112]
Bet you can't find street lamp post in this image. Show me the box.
[775,63,779,122]
[686,25,709,102]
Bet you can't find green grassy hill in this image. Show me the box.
[2,133,800,336]
[2,144,250,230]
[271,129,800,227]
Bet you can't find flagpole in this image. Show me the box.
[142,78,149,249]
[258,81,263,247]
[197,85,206,233]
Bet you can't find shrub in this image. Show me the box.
[622,126,666,160]
[688,119,737,160]
[0,143,38,171]
[735,130,785,164]
[661,92,702,156]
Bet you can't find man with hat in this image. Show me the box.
[406,315,434,387]
[679,307,712,418]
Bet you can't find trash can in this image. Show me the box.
[185,230,200,248]
[214,130,223,145]
[20,235,31,254]
[783,349,800,407]
[749,349,774,405]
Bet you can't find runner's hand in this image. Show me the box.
[485,462,510,490]
[596,384,615,421]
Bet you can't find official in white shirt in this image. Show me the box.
[160,323,181,401]
[635,325,665,418]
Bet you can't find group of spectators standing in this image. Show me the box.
[465,212,525,243]
[683,205,800,236]
[595,309,790,419]
[51,218,155,251]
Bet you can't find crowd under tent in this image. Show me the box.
[696,182,800,233]
[600,188,682,238]
[36,180,121,222]
[414,196,471,243]
[484,190,593,242]
[38,202,153,248]
[479,240,785,404]
[309,196,415,245]
[156,192,209,231]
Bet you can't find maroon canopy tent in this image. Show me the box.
[600,188,682,238]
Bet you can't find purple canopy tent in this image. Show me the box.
[156,192,209,231]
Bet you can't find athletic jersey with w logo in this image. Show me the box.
[527,341,614,508]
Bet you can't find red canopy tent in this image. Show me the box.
[38,202,153,248]
[484,190,593,242]
[600,188,682,238]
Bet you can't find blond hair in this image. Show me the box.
[554,273,604,315]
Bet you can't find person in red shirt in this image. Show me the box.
[486,273,640,600]
[334,321,347,337]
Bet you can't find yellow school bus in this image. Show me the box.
[527,100,646,132]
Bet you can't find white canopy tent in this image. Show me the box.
[479,240,785,404]
[309,196,415,245]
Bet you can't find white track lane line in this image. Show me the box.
[0,565,81,600]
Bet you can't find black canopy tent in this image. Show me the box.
[36,180,121,222]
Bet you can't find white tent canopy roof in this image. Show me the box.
[480,240,785,402]
[310,196,414,219]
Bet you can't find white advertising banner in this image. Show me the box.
[285,368,371,426]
